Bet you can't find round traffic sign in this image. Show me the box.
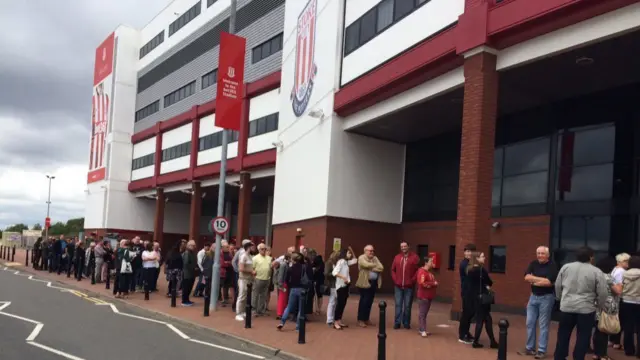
[210,216,230,235]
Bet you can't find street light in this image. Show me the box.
[45,175,55,240]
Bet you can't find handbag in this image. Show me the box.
[478,268,495,305]
[120,250,133,274]
[598,311,621,334]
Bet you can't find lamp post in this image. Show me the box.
[45,175,55,240]
[211,0,238,312]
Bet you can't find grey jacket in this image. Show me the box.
[555,261,609,314]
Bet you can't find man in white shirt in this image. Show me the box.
[193,242,211,297]
[232,239,253,312]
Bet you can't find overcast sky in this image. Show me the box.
[0,0,172,230]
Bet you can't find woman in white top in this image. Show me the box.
[141,242,159,299]
[331,248,358,330]
[610,252,630,349]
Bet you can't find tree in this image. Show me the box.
[45,218,85,236]
[4,223,28,233]
[32,223,42,230]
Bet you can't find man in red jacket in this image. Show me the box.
[391,242,420,329]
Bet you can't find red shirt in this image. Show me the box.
[391,252,420,289]
[416,268,438,300]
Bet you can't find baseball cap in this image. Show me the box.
[242,239,253,246]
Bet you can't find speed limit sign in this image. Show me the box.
[210,216,230,235]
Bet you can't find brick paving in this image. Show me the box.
[2,249,636,360]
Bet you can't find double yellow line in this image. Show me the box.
[67,290,108,305]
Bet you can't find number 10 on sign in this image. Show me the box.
[211,216,229,235]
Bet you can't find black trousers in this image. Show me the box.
[75,261,84,281]
[473,303,496,344]
[459,297,476,339]
[621,302,640,356]
[592,321,609,358]
[118,273,132,294]
[182,277,196,304]
[142,268,155,293]
[334,286,349,321]
[553,311,595,360]
[357,280,377,322]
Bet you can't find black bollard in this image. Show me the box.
[11,246,15,262]
[498,319,509,360]
[245,283,253,329]
[144,271,150,301]
[105,269,110,290]
[25,249,29,267]
[203,277,211,317]
[112,271,118,295]
[378,301,387,360]
[170,272,177,308]
[91,264,96,285]
[298,289,307,344]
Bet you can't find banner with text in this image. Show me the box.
[87,32,115,184]
[215,32,246,131]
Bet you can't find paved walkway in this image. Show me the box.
[2,249,636,360]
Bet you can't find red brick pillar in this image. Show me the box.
[189,182,202,244]
[236,172,252,242]
[451,51,498,317]
[153,188,165,248]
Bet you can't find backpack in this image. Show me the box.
[300,265,311,288]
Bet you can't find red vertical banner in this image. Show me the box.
[88,32,115,184]
[215,32,247,131]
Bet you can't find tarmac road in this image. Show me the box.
[0,267,281,360]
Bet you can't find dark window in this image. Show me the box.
[416,245,429,262]
[207,0,218,7]
[139,31,165,59]
[343,0,429,56]
[252,33,284,64]
[248,113,279,138]
[202,69,218,89]
[344,21,360,55]
[131,153,155,170]
[553,216,610,267]
[556,124,615,202]
[359,8,377,44]
[489,246,506,273]
[135,100,160,123]
[493,137,550,210]
[161,141,191,162]
[169,2,201,37]
[448,245,456,270]
[198,130,239,151]
[164,81,196,108]
[377,0,394,32]
[137,0,285,93]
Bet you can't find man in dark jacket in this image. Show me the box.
[130,237,143,292]
[458,243,476,344]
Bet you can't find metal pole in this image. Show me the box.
[45,176,54,240]
[211,0,237,312]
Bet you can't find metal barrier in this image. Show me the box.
[498,319,509,360]
[245,283,253,329]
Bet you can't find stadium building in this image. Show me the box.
[84,0,640,313]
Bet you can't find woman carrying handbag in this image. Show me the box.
[464,251,498,349]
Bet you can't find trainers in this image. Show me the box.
[534,353,547,359]
[235,315,245,321]
[419,331,428,338]
[517,349,536,356]
[181,302,193,307]
[459,338,473,345]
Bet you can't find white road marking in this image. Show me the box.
[29,342,86,360]
[1,268,269,359]
[189,339,266,359]
[166,324,190,339]
[26,323,44,341]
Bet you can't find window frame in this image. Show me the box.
[489,246,507,274]
[251,33,284,65]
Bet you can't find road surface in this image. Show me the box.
[0,267,282,360]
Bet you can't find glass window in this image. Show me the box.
[252,47,262,63]
[558,125,615,167]
[503,137,550,176]
[377,0,394,32]
[502,172,548,206]
[489,246,507,273]
[257,117,267,134]
[249,121,257,137]
[345,21,360,54]
[558,216,610,252]
[556,163,614,201]
[394,0,415,21]
[493,149,503,178]
[492,179,501,207]
[261,41,271,59]
[432,185,458,211]
[448,245,456,270]
[359,8,377,44]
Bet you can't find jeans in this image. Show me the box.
[418,298,432,332]
[394,287,414,327]
[281,287,304,330]
[326,288,337,324]
[131,267,142,292]
[357,280,377,322]
[553,311,595,360]
[526,294,556,353]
